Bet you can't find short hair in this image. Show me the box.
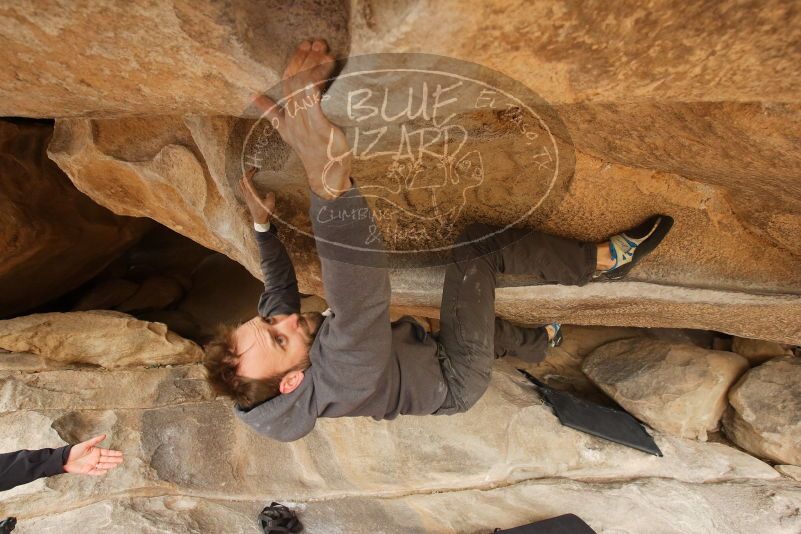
[203,323,309,409]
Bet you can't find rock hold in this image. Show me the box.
[582,338,749,440]
[0,311,202,368]
[723,357,801,466]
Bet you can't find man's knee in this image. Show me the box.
[453,223,497,263]
[454,387,488,413]
[451,375,490,413]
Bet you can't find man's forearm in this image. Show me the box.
[255,224,301,317]
[0,446,70,491]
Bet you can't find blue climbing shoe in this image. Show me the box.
[602,215,674,280]
[548,322,563,348]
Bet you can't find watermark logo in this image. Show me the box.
[227,53,574,267]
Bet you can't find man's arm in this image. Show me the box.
[0,446,69,492]
[0,435,124,492]
[310,184,393,384]
[240,168,300,317]
[254,225,301,317]
[252,39,392,381]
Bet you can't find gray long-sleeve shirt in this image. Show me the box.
[236,184,448,442]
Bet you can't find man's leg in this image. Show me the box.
[493,318,550,363]
[434,224,596,414]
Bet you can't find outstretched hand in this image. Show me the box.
[253,39,352,199]
[63,434,124,477]
[240,167,275,225]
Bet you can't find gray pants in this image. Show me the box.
[435,223,596,415]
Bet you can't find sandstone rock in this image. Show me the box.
[582,338,749,440]
[135,310,204,343]
[116,274,185,313]
[0,0,349,117]
[11,478,801,534]
[177,253,264,339]
[0,311,202,368]
[731,336,794,365]
[0,360,782,520]
[47,117,261,279]
[775,465,801,482]
[2,1,799,117]
[46,115,801,345]
[723,357,801,465]
[0,366,212,413]
[0,352,73,372]
[0,120,148,318]
[72,278,140,311]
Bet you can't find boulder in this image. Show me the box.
[0,311,202,368]
[775,465,801,482]
[731,337,794,365]
[2,1,799,116]
[0,359,785,522]
[72,278,140,312]
[0,352,73,372]
[10,479,801,534]
[46,116,801,345]
[582,338,749,440]
[723,357,801,465]
[177,253,264,339]
[116,274,185,313]
[0,120,148,318]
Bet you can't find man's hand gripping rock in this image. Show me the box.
[254,39,351,200]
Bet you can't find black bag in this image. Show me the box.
[259,502,303,534]
[495,513,597,533]
[518,369,662,456]
[0,517,16,534]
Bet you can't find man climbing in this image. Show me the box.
[203,39,673,441]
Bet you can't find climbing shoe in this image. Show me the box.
[602,215,673,280]
[547,323,563,348]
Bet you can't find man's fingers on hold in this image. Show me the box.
[284,40,312,81]
[101,449,124,457]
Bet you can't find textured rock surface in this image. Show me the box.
[723,357,801,466]
[72,278,140,312]
[1,321,798,533]
[30,0,801,346]
[397,274,801,345]
[0,120,148,318]
[177,253,263,339]
[47,117,262,277]
[776,465,801,482]
[0,358,792,517]
[0,311,202,368]
[732,336,795,365]
[0,0,349,117]
[582,338,749,440]
[3,2,801,531]
[11,479,801,534]
[0,358,796,533]
[115,274,185,313]
[46,116,801,345]
[2,1,799,116]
